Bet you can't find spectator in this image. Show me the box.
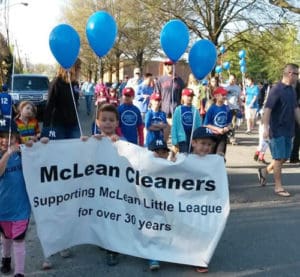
[156,59,185,141]
[134,73,154,121]
[244,76,259,134]
[289,79,300,163]
[81,76,95,116]
[126,67,143,95]
[225,73,242,145]
[254,82,271,164]
[118,76,129,98]
[258,63,300,197]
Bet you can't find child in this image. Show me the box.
[108,87,120,107]
[92,103,122,265]
[203,87,232,158]
[146,138,175,271]
[0,84,13,119]
[145,93,167,147]
[117,87,144,146]
[190,126,217,273]
[95,86,109,107]
[0,119,31,277]
[15,101,40,144]
[92,103,121,140]
[171,88,202,153]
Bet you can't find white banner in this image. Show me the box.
[21,138,230,267]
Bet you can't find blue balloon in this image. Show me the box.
[188,40,217,80]
[239,58,246,66]
[215,65,223,74]
[238,49,246,59]
[49,24,80,70]
[86,11,118,57]
[160,19,189,63]
[219,45,225,54]
[223,61,230,70]
[240,65,247,73]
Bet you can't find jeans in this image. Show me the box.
[85,95,93,115]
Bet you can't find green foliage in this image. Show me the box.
[220,24,299,83]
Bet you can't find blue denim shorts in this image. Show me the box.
[269,136,292,160]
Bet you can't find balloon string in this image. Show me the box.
[171,64,176,118]
[188,107,198,154]
[67,71,83,137]
[94,57,102,135]
[8,45,16,147]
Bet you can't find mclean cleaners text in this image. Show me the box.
[40,163,215,191]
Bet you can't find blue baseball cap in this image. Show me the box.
[192,127,217,141]
[0,118,18,134]
[148,138,170,152]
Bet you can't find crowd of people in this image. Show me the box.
[0,60,299,276]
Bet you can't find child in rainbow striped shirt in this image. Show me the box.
[15,101,40,143]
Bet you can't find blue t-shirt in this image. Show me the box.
[118,104,143,144]
[265,82,297,138]
[0,93,12,118]
[0,152,31,221]
[204,104,232,127]
[245,85,259,108]
[145,109,167,146]
[180,105,194,140]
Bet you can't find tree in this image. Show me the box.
[62,0,161,82]
[0,32,12,85]
[269,0,300,13]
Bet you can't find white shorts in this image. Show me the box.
[245,107,257,120]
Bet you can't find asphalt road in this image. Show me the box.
[21,98,300,276]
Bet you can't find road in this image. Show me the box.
[23,98,300,276]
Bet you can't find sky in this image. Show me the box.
[2,0,66,65]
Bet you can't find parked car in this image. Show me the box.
[8,74,49,120]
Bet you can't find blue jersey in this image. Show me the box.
[118,104,143,144]
[0,152,31,221]
[180,105,193,139]
[0,93,12,118]
[204,104,232,128]
[145,109,167,146]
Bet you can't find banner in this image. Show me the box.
[21,138,230,267]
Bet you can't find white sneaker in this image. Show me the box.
[42,259,52,270]
[59,249,71,258]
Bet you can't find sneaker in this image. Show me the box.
[42,259,52,270]
[106,251,118,266]
[1,257,11,274]
[60,249,71,258]
[149,260,160,271]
